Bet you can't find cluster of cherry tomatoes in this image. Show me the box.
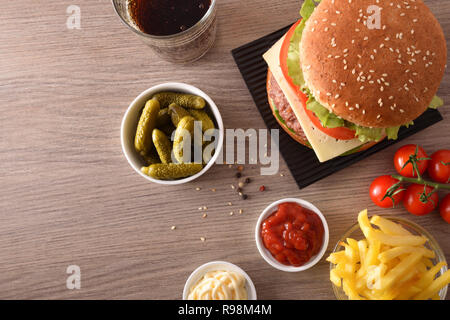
[369,144,450,223]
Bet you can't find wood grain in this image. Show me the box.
[0,0,449,300]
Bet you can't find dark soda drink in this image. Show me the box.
[128,0,212,36]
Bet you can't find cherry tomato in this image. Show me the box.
[403,184,439,216]
[394,144,429,178]
[440,194,450,224]
[428,149,450,183]
[370,175,405,208]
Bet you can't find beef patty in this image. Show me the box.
[267,71,307,142]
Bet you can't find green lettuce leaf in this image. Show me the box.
[385,126,401,140]
[348,125,384,143]
[428,95,444,109]
[286,20,307,88]
[306,98,345,128]
[300,0,317,19]
[286,0,320,89]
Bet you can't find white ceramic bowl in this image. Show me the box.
[121,82,224,185]
[183,261,257,300]
[255,198,329,272]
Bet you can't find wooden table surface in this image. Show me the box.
[0,0,449,300]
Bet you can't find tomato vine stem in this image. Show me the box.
[391,174,450,190]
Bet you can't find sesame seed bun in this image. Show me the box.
[300,0,447,128]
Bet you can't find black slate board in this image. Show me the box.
[231,24,443,189]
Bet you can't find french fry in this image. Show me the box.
[343,278,364,300]
[357,209,373,240]
[395,283,422,300]
[346,238,359,258]
[415,261,447,289]
[356,240,368,279]
[385,257,401,271]
[369,230,427,247]
[422,257,434,269]
[380,252,423,290]
[361,289,379,300]
[378,246,435,263]
[379,287,400,300]
[326,250,346,264]
[370,215,412,236]
[413,270,450,300]
[366,240,381,266]
[328,209,447,300]
[330,268,342,287]
[414,261,427,274]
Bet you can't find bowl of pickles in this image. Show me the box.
[121,83,224,184]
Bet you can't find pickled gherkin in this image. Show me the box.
[155,108,171,127]
[152,129,172,164]
[173,116,195,163]
[152,92,206,109]
[141,163,203,180]
[168,103,190,127]
[188,109,215,132]
[134,99,160,155]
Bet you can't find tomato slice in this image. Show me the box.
[280,20,304,96]
[279,20,356,141]
[302,104,357,140]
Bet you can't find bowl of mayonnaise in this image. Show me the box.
[183,261,257,300]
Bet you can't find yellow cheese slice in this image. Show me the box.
[263,37,365,162]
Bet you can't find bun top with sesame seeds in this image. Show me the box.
[299,0,447,128]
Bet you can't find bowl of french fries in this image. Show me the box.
[327,210,449,300]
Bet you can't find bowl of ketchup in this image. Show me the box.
[255,198,329,272]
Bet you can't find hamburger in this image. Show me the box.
[263,0,446,162]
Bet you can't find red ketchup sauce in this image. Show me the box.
[261,202,324,267]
